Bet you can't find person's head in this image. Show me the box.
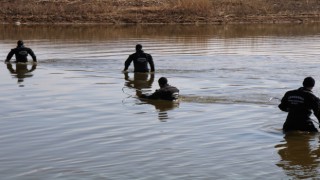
[158,77,168,88]
[135,44,142,52]
[17,40,24,47]
[303,76,315,89]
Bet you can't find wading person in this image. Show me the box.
[139,77,179,101]
[123,44,154,73]
[5,40,37,63]
[278,77,320,132]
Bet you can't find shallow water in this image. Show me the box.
[1,24,320,179]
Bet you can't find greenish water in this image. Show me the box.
[0,23,320,179]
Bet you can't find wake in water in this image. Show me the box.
[180,94,279,105]
[122,84,276,106]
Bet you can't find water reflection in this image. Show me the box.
[6,63,37,86]
[275,133,320,179]
[123,72,179,121]
[1,23,320,41]
[123,72,154,96]
[139,99,179,121]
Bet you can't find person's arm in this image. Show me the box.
[147,54,155,72]
[124,55,133,71]
[28,48,37,62]
[124,71,129,81]
[278,93,289,112]
[311,96,320,125]
[5,49,15,63]
[140,90,161,100]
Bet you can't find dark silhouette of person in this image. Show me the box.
[275,133,320,179]
[278,77,320,132]
[139,77,179,101]
[6,63,37,83]
[5,40,37,63]
[123,44,154,73]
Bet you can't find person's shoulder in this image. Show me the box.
[297,88,318,99]
[166,85,179,92]
[24,47,33,50]
[17,46,31,50]
[172,86,179,92]
[306,92,319,103]
[141,52,151,56]
[169,84,178,89]
[129,52,138,57]
[286,88,300,94]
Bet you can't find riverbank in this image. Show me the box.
[1,0,320,24]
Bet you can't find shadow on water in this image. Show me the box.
[123,72,179,121]
[275,132,320,179]
[6,63,37,86]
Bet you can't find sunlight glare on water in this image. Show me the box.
[0,24,320,179]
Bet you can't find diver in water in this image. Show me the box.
[278,77,320,132]
[139,77,179,101]
[123,44,154,73]
[5,40,37,63]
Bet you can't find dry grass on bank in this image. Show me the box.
[1,0,320,24]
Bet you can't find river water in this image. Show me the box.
[0,24,320,179]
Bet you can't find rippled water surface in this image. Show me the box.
[1,24,320,179]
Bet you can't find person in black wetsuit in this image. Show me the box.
[139,77,179,101]
[278,77,320,132]
[123,44,154,73]
[5,40,37,63]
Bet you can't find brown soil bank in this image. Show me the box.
[1,0,320,24]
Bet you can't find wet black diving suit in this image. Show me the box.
[278,87,320,132]
[5,45,37,63]
[124,50,154,73]
[140,84,179,101]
